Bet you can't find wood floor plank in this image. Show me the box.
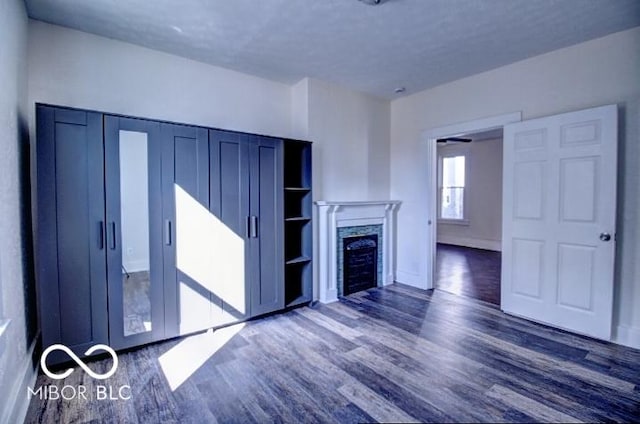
[126,347,181,424]
[463,325,637,393]
[234,335,338,423]
[25,284,640,423]
[329,402,375,424]
[249,331,351,409]
[197,368,249,424]
[344,346,500,422]
[323,301,364,319]
[329,350,460,422]
[336,381,420,423]
[473,365,618,422]
[295,307,362,341]
[461,337,640,422]
[485,384,582,423]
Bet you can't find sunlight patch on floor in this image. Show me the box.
[158,322,246,391]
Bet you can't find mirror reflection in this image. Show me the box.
[119,130,152,336]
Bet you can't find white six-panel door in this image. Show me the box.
[502,105,617,340]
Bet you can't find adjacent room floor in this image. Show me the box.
[26,284,640,423]
[436,243,501,305]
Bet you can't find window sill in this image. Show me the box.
[438,219,470,226]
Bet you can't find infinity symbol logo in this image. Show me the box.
[41,344,119,380]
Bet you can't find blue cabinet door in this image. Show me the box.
[249,136,284,316]
[209,130,251,324]
[162,123,211,336]
[36,105,108,364]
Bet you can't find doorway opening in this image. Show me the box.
[434,128,503,305]
[422,112,520,304]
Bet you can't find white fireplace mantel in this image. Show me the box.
[315,200,401,303]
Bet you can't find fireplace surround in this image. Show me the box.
[315,200,401,303]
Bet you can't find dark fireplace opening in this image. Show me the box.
[343,234,378,296]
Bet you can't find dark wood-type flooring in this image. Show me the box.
[436,243,501,305]
[26,284,640,423]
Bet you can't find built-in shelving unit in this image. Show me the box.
[283,140,313,307]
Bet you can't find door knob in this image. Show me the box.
[599,232,611,242]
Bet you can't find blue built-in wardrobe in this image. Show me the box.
[35,104,312,364]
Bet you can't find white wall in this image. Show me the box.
[28,21,293,139]
[437,138,503,251]
[306,78,391,201]
[391,27,640,348]
[291,78,392,300]
[0,1,38,423]
[291,78,310,140]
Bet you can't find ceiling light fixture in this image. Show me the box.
[358,0,385,5]
[394,87,406,94]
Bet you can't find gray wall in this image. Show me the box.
[0,0,39,422]
[437,138,503,251]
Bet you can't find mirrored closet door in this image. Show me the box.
[105,116,165,349]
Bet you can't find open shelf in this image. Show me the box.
[283,139,312,308]
[285,261,312,307]
[284,142,312,188]
[285,189,312,219]
[285,219,311,262]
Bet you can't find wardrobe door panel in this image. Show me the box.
[249,136,284,316]
[209,130,251,325]
[162,124,211,336]
[105,116,165,350]
[36,105,107,364]
[175,134,209,203]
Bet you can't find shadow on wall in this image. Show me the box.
[17,109,38,352]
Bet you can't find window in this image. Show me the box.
[439,154,467,222]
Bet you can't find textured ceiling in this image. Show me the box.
[25,0,640,99]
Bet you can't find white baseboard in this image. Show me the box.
[383,273,394,286]
[319,288,338,304]
[395,270,429,289]
[614,324,640,350]
[437,235,501,252]
[2,337,38,424]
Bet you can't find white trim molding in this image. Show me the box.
[395,270,422,287]
[420,112,522,290]
[614,324,640,350]
[315,200,401,303]
[2,336,38,424]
